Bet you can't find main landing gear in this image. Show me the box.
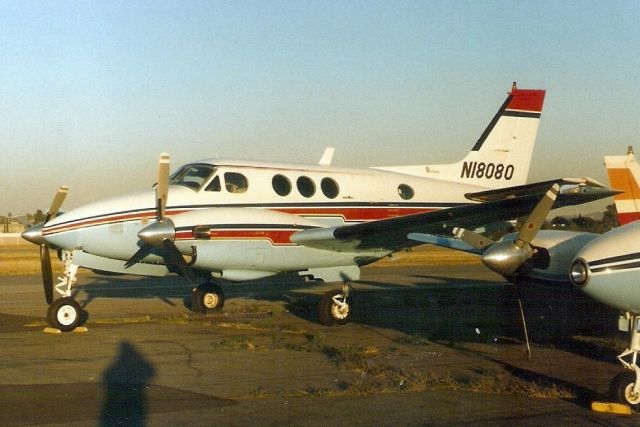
[46,251,83,332]
[191,282,225,314]
[318,283,353,326]
[611,314,640,407]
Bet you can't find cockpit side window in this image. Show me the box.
[224,172,248,193]
[205,175,221,192]
[170,164,215,191]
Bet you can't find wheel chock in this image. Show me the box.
[591,401,632,414]
[42,326,88,334]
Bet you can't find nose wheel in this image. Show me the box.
[47,297,82,332]
[611,314,640,407]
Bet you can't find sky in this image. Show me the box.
[1,1,639,214]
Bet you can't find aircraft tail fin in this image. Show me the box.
[372,83,546,189]
[605,147,640,225]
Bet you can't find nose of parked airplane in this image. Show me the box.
[21,223,45,246]
[570,222,640,314]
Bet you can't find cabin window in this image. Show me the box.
[297,176,315,198]
[170,164,215,190]
[398,184,414,200]
[321,177,339,199]
[272,174,292,196]
[224,172,248,193]
[204,175,221,192]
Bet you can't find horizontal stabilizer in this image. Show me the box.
[465,177,609,202]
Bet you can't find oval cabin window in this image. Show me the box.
[398,184,414,200]
[321,177,339,199]
[272,174,292,196]
[297,176,316,198]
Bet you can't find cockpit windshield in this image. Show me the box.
[169,164,216,190]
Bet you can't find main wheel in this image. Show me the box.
[192,283,225,314]
[318,289,352,326]
[611,372,640,406]
[47,297,82,332]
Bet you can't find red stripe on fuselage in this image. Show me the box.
[274,206,434,222]
[42,205,437,236]
[42,208,191,236]
[175,229,298,245]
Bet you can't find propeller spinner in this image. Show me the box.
[125,153,193,280]
[480,184,560,277]
[21,185,69,304]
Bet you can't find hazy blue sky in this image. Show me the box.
[2,1,639,213]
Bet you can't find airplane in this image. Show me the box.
[567,148,640,407]
[415,146,640,407]
[21,83,614,334]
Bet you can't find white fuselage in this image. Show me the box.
[42,159,489,281]
[573,221,640,314]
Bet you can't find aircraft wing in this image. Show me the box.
[290,178,617,253]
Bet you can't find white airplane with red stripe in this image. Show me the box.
[21,83,612,332]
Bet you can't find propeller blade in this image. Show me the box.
[40,245,54,304]
[156,153,170,221]
[124,244,155,269]
[161,239,198,284]
[45,185,69,223]
[515,184,560,247]
[453,228,495,250]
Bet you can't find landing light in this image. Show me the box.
[570,259,590,286]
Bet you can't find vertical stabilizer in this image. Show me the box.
[372,83,546,189]
[605,147,640,225]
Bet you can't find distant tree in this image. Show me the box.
[33,209,45,223]
[600,204,620,231]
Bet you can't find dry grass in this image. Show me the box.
[373,245,480,266]
[0,244,66,275]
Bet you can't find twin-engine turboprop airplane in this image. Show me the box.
[21,83,614,333]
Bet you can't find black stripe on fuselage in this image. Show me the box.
[175,223,314,232]
[591,260,640,274]
[589,252,640,267]
[45,201,464,230]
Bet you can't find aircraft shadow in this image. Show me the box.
[74,270,621,364]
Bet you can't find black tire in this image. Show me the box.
[47,297,82,332]
[610,372,640,406]
[318,289,352,326]
[192,283,225,314]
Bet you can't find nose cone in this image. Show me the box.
[21,224,44,245]
[481,240,532,277]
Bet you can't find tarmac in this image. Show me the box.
[0,263,637,426]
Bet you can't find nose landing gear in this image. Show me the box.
[610,314,640,407]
